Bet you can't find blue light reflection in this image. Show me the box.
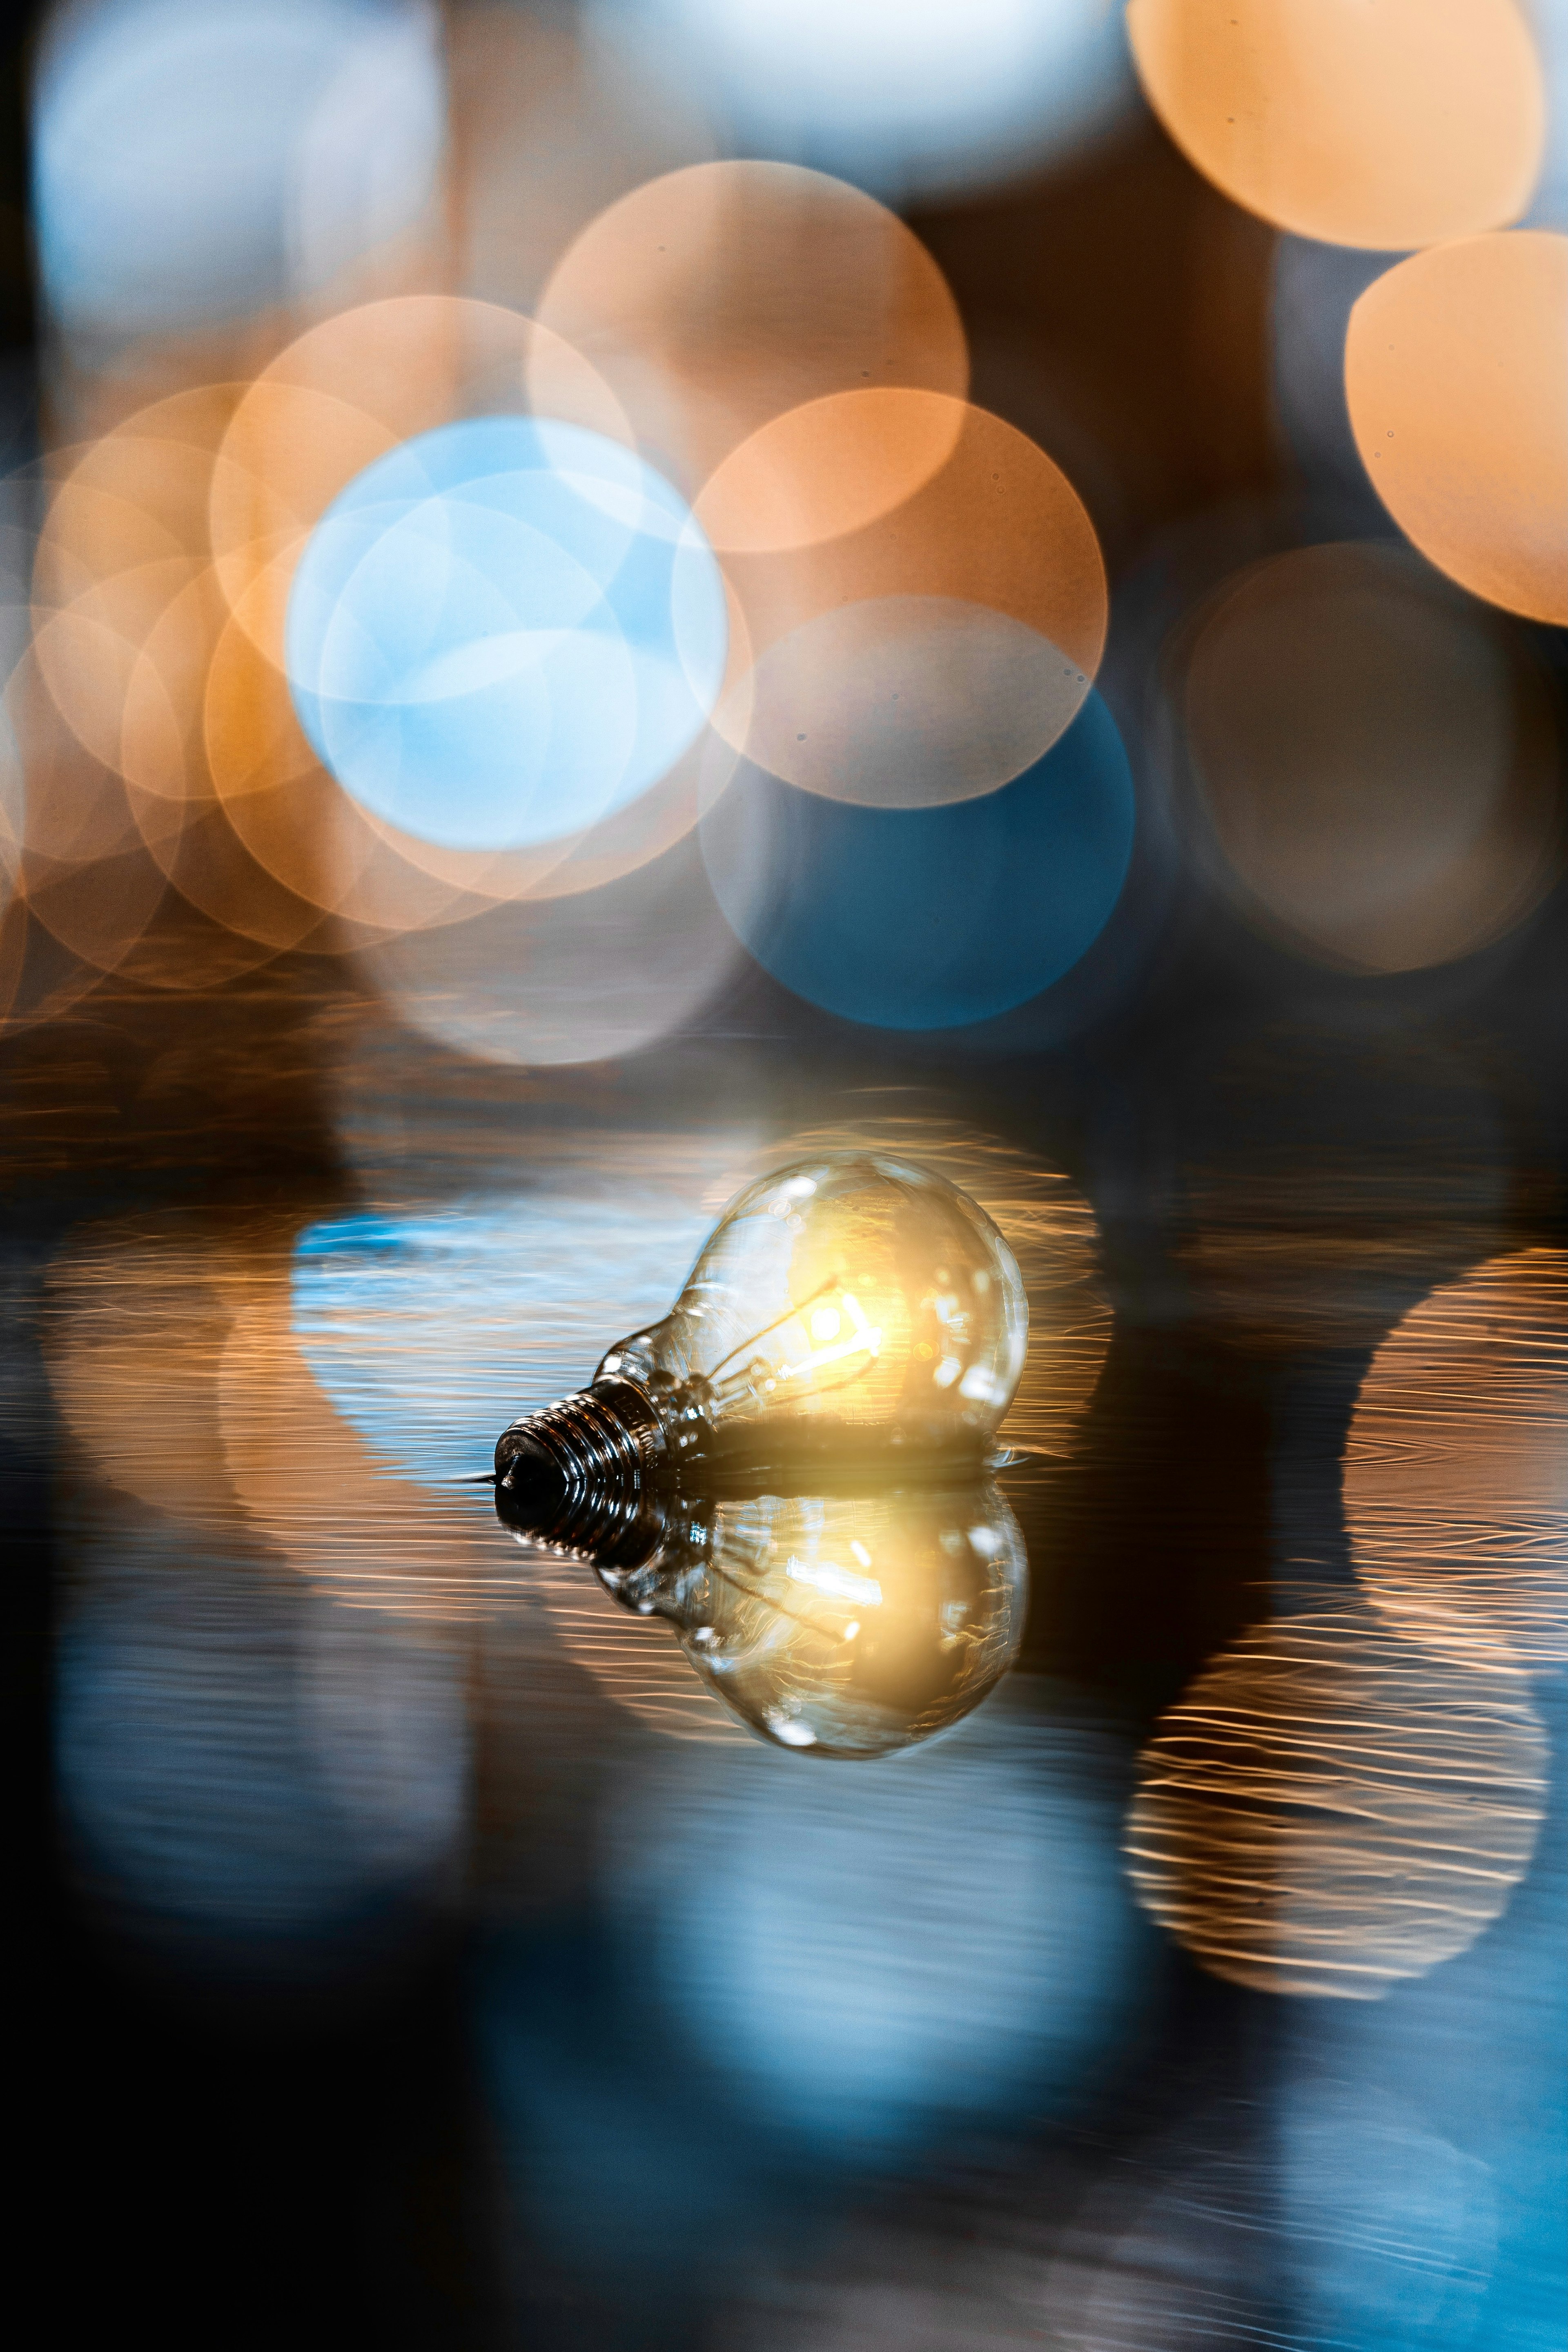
[603,1681,1144,2151]
[291,1188,720,1482]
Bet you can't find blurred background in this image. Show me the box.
[5,2,1564,2344]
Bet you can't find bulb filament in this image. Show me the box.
[777,1291,882,1380]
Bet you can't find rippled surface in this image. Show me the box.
[11,985,1564,2350]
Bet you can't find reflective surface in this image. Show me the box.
[14,989,1564,2348]
[498,1474,1029,1757]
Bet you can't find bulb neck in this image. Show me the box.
[494,1375,668,1566]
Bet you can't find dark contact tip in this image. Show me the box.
[494,1428,569,1519]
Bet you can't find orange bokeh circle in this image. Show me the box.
[1346,232,1568,627]
[1127,0,1546,250]
[1181,542,1563,972]
[1345,1248,1567,1672]
[701,392,1107,805]
[537,161,968,500]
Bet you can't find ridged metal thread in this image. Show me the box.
[495,1376,666,1567]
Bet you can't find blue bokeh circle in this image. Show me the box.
[286,417,728,854]
[701,687,1135,1030]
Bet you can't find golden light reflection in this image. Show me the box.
[43,1208,502,1619]
[1125,1607,1548,1998]
[586,1482,1027,1758]
[535,161,969,500]
[1127,0,1546,250]
[1345,1248,1567,1673]
[219,1285,505,1623]
[1346,232,1568,628]
[1180,542,1563,973]
[44,1211,274,1525]
[209,295,632,671]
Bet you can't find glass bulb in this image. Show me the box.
[495,1154,1029,1503]
[495,1471,1028,1759]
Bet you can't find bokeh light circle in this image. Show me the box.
[1346,232,1568,626]
[32,0,446,338]
[702,391,1108,805]
[287,418,728,853]
[731,597,1093,811]
[1127,0,1546,250]
[1180,542,1563,972]
[702,688,1133,1030]
[604,1687,1140,2149]
[535,161,968,497]
[1345,1248,1567,1672]
[1125,1607,1548,1999]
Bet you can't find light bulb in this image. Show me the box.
[495,1155,1028,1510]
[495,1471,1028,1759]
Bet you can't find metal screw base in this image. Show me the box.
[494,1376,667,1567]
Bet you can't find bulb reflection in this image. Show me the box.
[497,1474,1026,1759]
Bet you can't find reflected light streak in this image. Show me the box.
[572,1481,1028,1759]
[1125,1607,1548,1999]
[41,1204,505,1621]
[1345,1248,1567,1672]
[56,1513,469,1975]
[1046,2084,1500,2352]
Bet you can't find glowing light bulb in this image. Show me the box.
[494,1471,1028,1758]
[494,1155,1028,1507]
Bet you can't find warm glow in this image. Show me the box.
[1183,542,1563,971]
